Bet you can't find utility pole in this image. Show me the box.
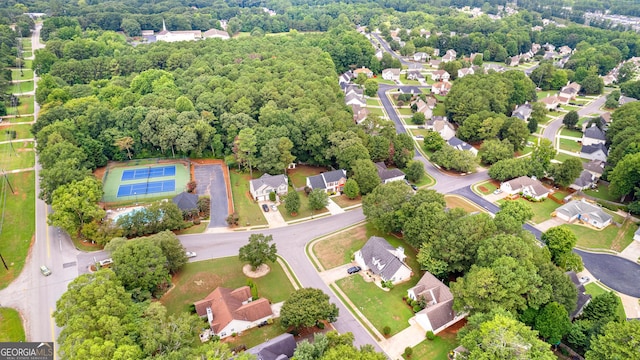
[2,170,15,194]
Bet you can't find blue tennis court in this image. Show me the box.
[121,165,176,181]
[116,180,176,197]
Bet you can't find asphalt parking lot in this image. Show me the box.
[193,164,229,227]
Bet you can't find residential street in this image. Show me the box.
[542,94,608,143]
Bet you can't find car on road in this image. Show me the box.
[493,189,503,195]
[347,266,362,274]
[271,204,277,211]
[186,251,197,258]
[262,204,269,212]
[98,258,113,267]
[40,265,51,276]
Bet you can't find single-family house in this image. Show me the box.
[543,51,557,60]
[581,117,607,132]
[531,43,541,54]
[580,143,608,162]
[569,170,597,191]
[407,272,459,334]
[413,52,429,62]
[354,236,412,284]
[344,84,363,97]
[306,169,347,194]
[172,191,199,211]
[345,93,366,107]
[375,162,406,184]
[634,227,640,242]
[543,43,556,51]
[583,160,605,178]
[426,96,437,109]
[557,94,572,105]
[249,174,288,201]
[431,70,450,82]
[508,55,521,67]
[413,99,432,118]
[406,70,425,81]
[339,71,354,85]
[353,67,373,78]
[426,116,456,140]
[194,286,274,339]
[554,199,612,229]
[202,28,230,40]
[375,49,384,60]
[500,176,550,200]
[582,124,606,146]
[247,333,297,360]
[512,103,533,121]
[483,64,506,73]
[559,45,573,56]
[382,68,401,81]
[602,74,616,86]
[441,49,457,62]
[566,271,592,319]
[432,81,452,96]
[599,112,612,125]
[447,137,478,155]
[457,67,474,78]
[560,82,581,100]
[352,105,370,124]
[429,59,442,68]
[540,95,560,110]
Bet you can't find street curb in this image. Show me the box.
[276,256,302,290]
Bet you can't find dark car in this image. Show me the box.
[347,266,362,274]
[411,184,418,191]
[262,204,269,212]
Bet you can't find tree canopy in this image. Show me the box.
[280,288,339,330]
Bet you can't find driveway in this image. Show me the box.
[319,264,355,284]
[259,201,287,228]
[326,198,345,215]
[619,240,640,263]
[193,164,228,227]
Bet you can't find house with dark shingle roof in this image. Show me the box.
[447,137,478,155]
[375,162,406,184]
[354,236,412,284]
[570,170,597,191]
[247,333,297,360]
[580,143,608,162]
[408,272,460,334]
[512,103,532,121]
[500,176,549,200]
[194,286,274,339]
[583,160,605,178]
[306,169,347,194]
[172,191,199,211]
[566,271,592,319]
[554,199,612,229]
[249,174,288,201]
[582,124,606,146]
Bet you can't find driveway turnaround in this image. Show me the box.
[574,249,640,297]
[193,164,229,227]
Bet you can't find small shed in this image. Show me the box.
[172,191,199,211]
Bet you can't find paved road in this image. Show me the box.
[370,33,410,66]
[193,164,228,227]
[574,249,640,297]
[542,95,607,143]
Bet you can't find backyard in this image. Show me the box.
[287,165,326,189]
[229,170,268,227]
[584,182,621,203]
[584,283,626,321]
[554,152,587,163]
[0,308,25,342]
[403,321,464,360]
[568,218,636,252]
[160,256,296,316]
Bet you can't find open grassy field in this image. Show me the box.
[4,115,34,124]
[23,60,32,69]
[160,256,296,316]
[584,283,626,321]
[6,95,34,116]
[229,170,268,227]
[568,218,636,251]
[2,124,33,140]
[0,308,25,342]
[0,172,35,290]
[11,69,33,81]
[287,165,326,189]
[559,138,582,153]
[8,81,34,94]
[0,142,35,170]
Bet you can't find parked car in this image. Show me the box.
[40,265,52,276]
[493,189,503,195]
[262,204,269,212]
[579,276,590,284]
[271,204,277,211]
[411,184,418,191]
[98,258,113,266]
[347,266,362,274]
[186,251,197,258]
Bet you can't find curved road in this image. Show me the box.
[574,249,640,297]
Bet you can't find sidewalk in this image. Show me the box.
[326,198,345,215]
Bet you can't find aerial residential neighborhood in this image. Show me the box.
[2,1,640,360]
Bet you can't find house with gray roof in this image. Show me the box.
[566,271,592,319]
[512,103,532,121]
[500,176,549,200]
[408,272,460,334]
[249,174,288,201]
[582,124,606,146]
[580,143,608,162]
[172,191,199,211]
[583,160,605,178]
[354,236,412,284]
[375,162,406,184]
[570,170,596,191]
[447,137,478,155]
[306,169,347,194]
[246,333,297,360]
[345,92,366,107]
[554,199,612,229]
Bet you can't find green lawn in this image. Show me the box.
[559,138,582,153]
[410,129,429,137]
[537,90,557,99]
[3,124,33,140]
[369,107,385,116]
[584,183,621,203]
[6,95,34,115]
[278,188,329,221]
[404,332,458,360]
[570,99,590,105]
[554,152,587,163]
[8,81,34,94]
[373,77,396,85]
[433,94,446,102]
[287,165,326,189]
[229,170,268,227]
[331,194,361,208]
[397,107,413,116]
[538,115,556,125]
[0,172,35,290]
[11,69,33,81]
[21,51,32,58]
[0,142,35,170]
[413,171,435,187]
[223,317,288,350]
[475,180,499,195]
[0,308,25,341]
[402,79,422,86]
[23,60,32,69]
[560,104,579,111]
[5,115,34,124]
[366,98,381,106]
[568,218,636,252]
[160,256,296,316]
[21,38,32,50]
[497,198,560,224]
[433,103,446,116]
[560,128,583,138]
[584,283,626,321]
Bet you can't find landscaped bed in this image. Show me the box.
[475,180,499,195]
[160,256,296,316]
[229,170,268,227]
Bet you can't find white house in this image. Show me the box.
[354,236,412,285]
[560,82,581,100]
[249,174,288,201]
[407,70,425,81]
[432,81,452,95]
[407,272,460,334]
[554,200,613,229]
[202,28,230,40]
[512,103,532,121]
[431,70,450,82]
[413,52,429,62]
[354,67,373,78]
[582,124,606,146]
[382,68,401,81]
[345,93,366,107]
[457,67,474,78]
[540,95,560,110]
[580,144,608,162]
[441,49,457,62]
[375,162,406,184]
[194,286,274,339]
[306,169,347,194]
[500,176,549,200]
[426,116,456,140]
[447,136,478,155]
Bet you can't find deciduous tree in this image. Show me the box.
[308,189,329,211]
[404,160,424,183]
[549,158,583,188]
[351,159,381,195]
[362,181,413,234]
[479,139,514,165]
[343,178,360,199]
[284,190,301,215]
[112,239,170,301]
[563,110,579,129]
[535,302,572,344]
[238,234,277,271]
[48,177,106,239]
[586,320,640,360]
[280,288,338,330]
[541,226,583,271]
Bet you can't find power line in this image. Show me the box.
[0,172,9,270]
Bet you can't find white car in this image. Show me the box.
[579,276,590,284]
[186,251,197,258]
[98,258,113,266]
[493,189,503,195]
[271,204,278,211]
